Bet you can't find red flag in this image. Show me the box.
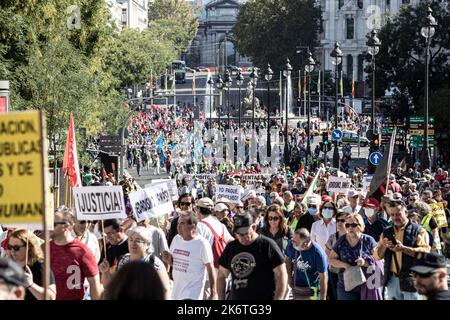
[298,165,304,176]
[62,112,82,187]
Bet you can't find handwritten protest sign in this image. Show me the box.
[147,179,179,201]
[362,175,374,195]
[327,176,352,194]
[0,111,50,228]
[129,183,174,222]
[73,186,126,220]
[430,202,448,228]
[215,184,242,203]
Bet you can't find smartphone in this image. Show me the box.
[387,233,397,245]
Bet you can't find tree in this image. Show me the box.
[233,0,321,72]
[371,2,450,122]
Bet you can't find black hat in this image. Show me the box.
[410,252,447,275]
[233,213,254,234]
[0,258,26,287]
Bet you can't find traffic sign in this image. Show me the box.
[369,152,383,165]
[409,116,434,124]
[409,136,435,143]
[408,129,435,136]
[331,129,342,141]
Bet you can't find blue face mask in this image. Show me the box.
[308,207,318,216]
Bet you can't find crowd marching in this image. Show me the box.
[1,106,449,301]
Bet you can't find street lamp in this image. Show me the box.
[208,77,214,129]
[330,42,343,170]
[366,29,381,173]
[224,70,232,130]
[216,75,224,130]
[250,67,259,129]
[236,70,244,129]
[420,6,437,170]
[305,51,315,167]
[265,63,274,158]
[283,58,293,166]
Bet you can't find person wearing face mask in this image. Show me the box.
[295,195,322,232]
[310,201,337,252]
[285,228,328,300]
[363,198,389,242]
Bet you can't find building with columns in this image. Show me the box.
[319,0,420,96]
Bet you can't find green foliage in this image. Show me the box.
[233,0,321,73]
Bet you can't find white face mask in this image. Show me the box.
[364,208,376,218]
[308,207,318,215]
[322,209,334,219]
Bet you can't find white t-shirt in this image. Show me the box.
[196,223,214,246]
[170,234,213,300]
[310,219,337,252]
[200,216,234,243]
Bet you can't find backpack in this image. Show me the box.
[200,219,227,268]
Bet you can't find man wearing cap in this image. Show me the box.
[410,252,450,300]
[388,174,402,193]
[0,257,26,300]
[363,197,389,242]
[373,197,431,300]
[296,195,322,232]
[347,189,362,215]
[217,213,288,300]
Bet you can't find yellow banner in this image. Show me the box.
[0,111,49,227]
[430,202,448,228]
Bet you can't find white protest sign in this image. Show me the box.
[129,183,174,222]
[326,176,352,194]
[362,175,374,195]
[147,179,179,201]
[215,184,242,203]
[337,171,347,178]
[73,186,126,221]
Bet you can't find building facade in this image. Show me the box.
[187,0,251,68]
[105,0,148,31]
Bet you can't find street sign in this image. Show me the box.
[381,127,405,134]
[409,136,435,143]
[369,152,383,165]
[408,129,435,136]
[331,129,342,141]
[409,116,434,124]
[99,135,122,154]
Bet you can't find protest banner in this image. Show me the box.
[129,183,174,222]
[242,174,271,187]
[73,186,126,220]
[0,111,51,228]
[215,184,242,203]
[327,176,352,194]
[430,202,448,228]
[362,175,374,195]
[147,179,179,201]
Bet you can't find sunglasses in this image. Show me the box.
[336,219,346,223]
[54,221,68,226]
[413,271,437,278]
[79,221,87,225]
[180,202,191,206]
[345,223,359,229]
[7,245,25,251]
[268,216,280,221]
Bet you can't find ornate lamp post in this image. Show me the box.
[420,6,437,170]
[216,75,224,130]
[305,51,315,166]
[330,42,343,170]
[249,67,259,129]
[265,63,274,158]
[283,58,293,166]
[224,70,232,130]
[208,77,214,130]
[236,70,244,129]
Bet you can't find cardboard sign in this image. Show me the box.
[0,111,50,228]
[147,179,179,201]
[129,183,174,222]
[73,186,126,220]
[430,202,448,228]
[327,176,352,193]
[362,175,374,195]
[215,184,242,203]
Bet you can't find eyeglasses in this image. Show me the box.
[336,219,346,223]
[413,271,437,278]
[268,216,280,221]
[345,223,359,229]
[7,245,25,251]
[128,238,146,244]
[54,221,68,227]
[308,205,317,208]
[180,202,191,206]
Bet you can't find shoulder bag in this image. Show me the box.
[343,240,367,292]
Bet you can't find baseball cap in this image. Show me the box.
[197,197,214,209]
[410,252,447,275]
[364,197,380,209]
[233,213,254,234]
[348,189,360,198]
[307,195,321,206]
[214,203,228,212]
[321,195,333,203]
[388,174,395,181]
[0,258,26,287]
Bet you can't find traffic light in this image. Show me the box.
[371,135,380,150]
[322,131,329,146]
[296,97,302,107]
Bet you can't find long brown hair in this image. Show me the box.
[263,204,288,236]
[9,229,44,266]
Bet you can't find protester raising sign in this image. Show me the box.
[215,184,242,203]
[73,186,126,221]
[129,183,174,222]
[429,203,448,228]
[327,176,352,194]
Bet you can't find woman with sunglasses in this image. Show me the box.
[7,229,56,300]
[325,210,349,300]
[328,214,378,300]
[260,205,293,253]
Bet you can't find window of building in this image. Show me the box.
[121,8,127,26]
[357,54,364,81]
[338,0,344,9]
[346,18,354,39]
[357,0,363,9]
[386,0,390,7]
[347,55,353,78]
[402,0,410,4]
